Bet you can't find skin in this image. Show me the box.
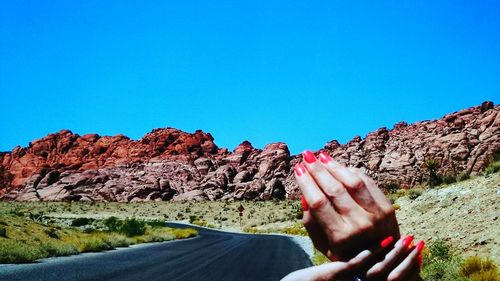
[291,151,423,280]
[281,237,422,281]
[296,151,400,261]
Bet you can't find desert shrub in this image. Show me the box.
[102,233,131,248]
[421,239,465,281]
[168,228,197,239]
[243,226,259,234]
[443,174,457,184]
[460,256,499,281]
[119,218,146,237]
[41,242,78,257]
[79,236,112,253]
[0,241,44,263]
[146,220,165,228]
[484,160,500,175]
[425,159,442,188]
[189,215,198,224]
[408,188,423,200]
[0,226,6,238]
[393,203,400,210]
[103,216,121,232]
[383,182,400,194]
[71,217,93,227]
[459,173,471,181]
[44,228,59,239]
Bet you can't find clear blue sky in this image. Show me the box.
[1,1,499,155]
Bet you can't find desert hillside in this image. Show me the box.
[397,172,500,264]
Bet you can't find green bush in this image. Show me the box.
[80,236,113,253]
[0,226,6,238]
[484,161,500,175]
[422,239,465,281]
[443,174,457,184]
[408,188,423,200]
[71,217,94,227]
[0,241,44,263]
[119,218,146,237]
[459,173,471,181]
[103,216,121,232]
[424,159,442,188]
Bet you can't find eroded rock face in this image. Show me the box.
[0,102,498,201]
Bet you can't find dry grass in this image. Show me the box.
[0,213,197,264]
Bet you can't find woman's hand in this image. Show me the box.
[281,236,425,281]
[295,151,400,261]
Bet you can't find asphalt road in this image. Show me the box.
[0,223,312,281]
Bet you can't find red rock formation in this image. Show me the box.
[0,102,498,201]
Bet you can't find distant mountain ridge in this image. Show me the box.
[1,101,498,202]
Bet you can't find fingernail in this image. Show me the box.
[380,236,394,248]
[302,150,316,164]
[402,235,414,249]
[318,152,332,164]
[294,163,306,177]
[416,240,425,252]
[416,241,425,266]
[301,196,309,211]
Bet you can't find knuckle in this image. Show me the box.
[347,177,364,189]
[324,183,347,198]
[309,196,328,210]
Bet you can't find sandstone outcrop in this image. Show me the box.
[0,102,498,201]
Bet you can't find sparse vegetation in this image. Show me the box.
[407,188,424,200]
[424,159,442,188]
[0,214,197,263]
[460,256,499,281]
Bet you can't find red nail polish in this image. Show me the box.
[380,236,394,248]
[416,240,425,252]
[402,235,414,249]
[318,152,332,164]
[294,163,306,177]
[301,196,309,211]
[302,150,316,164]
[416,241,425,266]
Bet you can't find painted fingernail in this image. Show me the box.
[302,150,316,164]
[416,240,425,252]
[416,241,425,266]
[380,236,394,248]
[294,163,306,177]
[402,235,414,249]
[301,196,309,211]
[318,152,332,164]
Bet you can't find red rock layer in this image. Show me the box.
[0,102,498,201]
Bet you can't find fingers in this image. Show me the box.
[301,151,365,216]
[294,163,343,227]
[280,262,349,281]
[387,241,425,281]
[366,235,415,279]
[317,152,379,213]
[280,249,375,281]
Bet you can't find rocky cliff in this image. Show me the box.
[1,101,498,202]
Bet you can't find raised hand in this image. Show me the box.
[295,151,400,261]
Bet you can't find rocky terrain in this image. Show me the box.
[0,101,498,202]
[397,172,500,264]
